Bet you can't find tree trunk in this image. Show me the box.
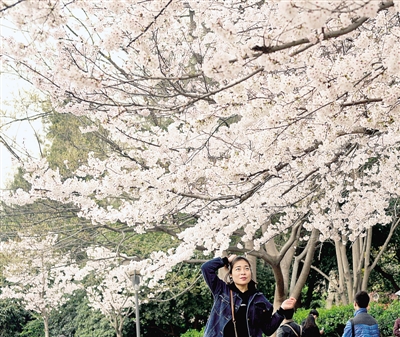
[246,241,257,282]
[290,229,319,301]
[257,222,318,310]
[362,217,400,290]
[335,238,349,304]
[332,216,400,305]
[361,228,373,290]
[43,314,50,337]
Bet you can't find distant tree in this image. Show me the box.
[0,234,81,337]
[2,0,400,311]
[79,246,137,337]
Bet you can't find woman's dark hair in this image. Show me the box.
[223,255,255,284]
[303,314,317,330]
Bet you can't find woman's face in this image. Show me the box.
[231,259,251,287]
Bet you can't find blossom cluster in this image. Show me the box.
[1,0,400,282]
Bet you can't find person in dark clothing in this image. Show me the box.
[277,308,302,337]
[302,309,324,336]
[303,314,321,337]
[201,254,297,337]
[342,291,380,337]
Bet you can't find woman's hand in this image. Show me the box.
[227,254,237,263]
[281,297,297,310]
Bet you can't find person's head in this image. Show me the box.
[354,290,370,309]
[225,255,254,288]
[309,309,319,320]
[303,313,317,330]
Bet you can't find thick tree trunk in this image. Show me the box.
[257,222,318,310]
[335,239,350,304]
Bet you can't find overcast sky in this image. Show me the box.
[1,73,42,189]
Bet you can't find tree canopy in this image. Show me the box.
[1,0,400,300]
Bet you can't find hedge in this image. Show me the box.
[181,300,400,337]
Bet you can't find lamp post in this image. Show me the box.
[132,270,141,337]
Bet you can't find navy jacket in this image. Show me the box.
[342,308,380,337]
[201,257,285,337]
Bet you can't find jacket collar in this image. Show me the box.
[228,280,258,294]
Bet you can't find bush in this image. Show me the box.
[295,300,400,337]
[373,300,400,337]
[294,305,354,337]
[180,327,205,337]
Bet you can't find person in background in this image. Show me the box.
[201,254,297,337]
[394,317,400,337]
[277,308,302,337]
[342,291,380,337]
[302,309,324,336]
[303,313,321,337]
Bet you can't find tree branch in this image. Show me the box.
[341,98,383,107]
[251,0,395,56]
[126,0,173,48]
[0,0,25,13]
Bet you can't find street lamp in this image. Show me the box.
[132,270,141,337]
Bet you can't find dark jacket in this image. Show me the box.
[342,308,380,337]
[201,257,286,337]
[277,320,302,337]
[303,326,320,337]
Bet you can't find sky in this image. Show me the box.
[0,73,18,189]
[0,72,42,189]
[1,18,43,189]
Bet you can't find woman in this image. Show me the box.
[201,254,297,337]
[303,314,321,337]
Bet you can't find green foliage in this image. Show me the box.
[255,258,276,299]
[49,289,84,337]
[107,231,178,259]
[48,289,114,337]
[44,112,109,177]
[139,262,212,337]
[180,327,205,337]
[294,301,400,337]
[19,318,44,337]
[368,222,400,292]
[294,305,354,337]
[0,298,31,337]
[372,300,400,337]
[73,298,115,337]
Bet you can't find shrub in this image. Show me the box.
[180,327,205,337]
[295,300,400,337]
[374,300,400,337]
[294,305,354,337]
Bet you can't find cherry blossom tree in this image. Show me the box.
[80,246,138,337]
[1,0,400,307]
[0,234,81,337]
